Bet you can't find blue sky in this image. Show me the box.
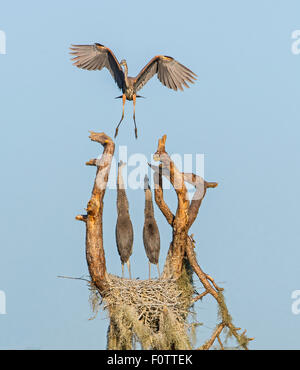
[0,0,300,349]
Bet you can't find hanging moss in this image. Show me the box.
[89,273,198,350]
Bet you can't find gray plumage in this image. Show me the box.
[70,43,197,138]
[116,161,133,279]
[143,175,161,280]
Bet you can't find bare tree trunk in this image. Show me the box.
[76,132,253,350]
[149,135,217,279]
[76,132,115,295]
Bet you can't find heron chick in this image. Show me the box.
[70,43,197,138]
[143,175,160,280]
[116,161,133,279]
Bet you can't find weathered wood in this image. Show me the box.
[75,132,252,350]
[183,173,218,229]
[76,132,115,295]
[149,137,217,279]
[152,167,174,226]
[200,322,226,350]
[149,166,218,230]
[152,135,190,278]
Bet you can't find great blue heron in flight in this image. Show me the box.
[70,43,197,138]
[116,161,133,279]
[143,175,160,280]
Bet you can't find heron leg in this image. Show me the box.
[127,259,132,279]
[133,94,138,139]
[148,261,151,281]
[156,263,161,279]
[114,94,126,138]
[122,263,124,278]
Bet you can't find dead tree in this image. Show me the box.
[76,132,253,350]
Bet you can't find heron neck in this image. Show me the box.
[123,64,129,87]
[144,189,154,218]
[117,167,129,214]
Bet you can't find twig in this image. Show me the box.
[199,322,225,350]
[57,275,90,283]
[217,334,224,350]
[192,291,209,303]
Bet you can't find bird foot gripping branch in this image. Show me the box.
[75,131,253,350]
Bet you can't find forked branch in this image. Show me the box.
[76,132,115,295]
[149,134,252,350]
[75,132,253,350]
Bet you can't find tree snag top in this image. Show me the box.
[75,131,253,350]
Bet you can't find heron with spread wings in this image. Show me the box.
[70,43,197,138]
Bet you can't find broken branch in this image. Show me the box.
[77,132,115,295]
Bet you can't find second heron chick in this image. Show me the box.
[143,175,161,280]
[116,161,133,279]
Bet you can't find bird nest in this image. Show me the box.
[89,273,197,350]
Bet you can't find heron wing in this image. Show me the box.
[70,43,124,90]
[134,55,197,92]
